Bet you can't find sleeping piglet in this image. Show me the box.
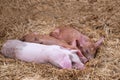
[21,33,76,50]
[20,33,88,63]
[1,40,84,69]
[50,25,104,60]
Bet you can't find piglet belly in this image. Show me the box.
[16,44,48,63]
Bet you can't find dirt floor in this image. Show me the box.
[0,0,120,80]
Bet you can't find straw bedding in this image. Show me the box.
[0,0,120,80]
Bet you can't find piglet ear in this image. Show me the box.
[50,28,60,37]
[59,56,72,69]
[53,28,60,33]
[51,28,60,35]
[33,32,39,35]
[95,37,104,49]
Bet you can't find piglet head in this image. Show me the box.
[71,50,88,63]
[79,37,104,60]
[69,51,85,70]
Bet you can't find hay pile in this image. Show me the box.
[0,0,120,80]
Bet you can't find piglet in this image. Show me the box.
[21,33,88,63]
[21,33,76,50]
[50,25,104,60]
[1,40,84,69]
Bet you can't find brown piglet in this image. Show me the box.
[50,25,104,60]
[21,33,76,49]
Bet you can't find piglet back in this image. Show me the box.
[1,40,26,58]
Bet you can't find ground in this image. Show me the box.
[0,0,120,80]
